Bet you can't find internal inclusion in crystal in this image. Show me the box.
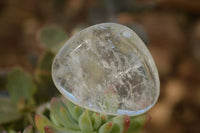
[52,23,160,116]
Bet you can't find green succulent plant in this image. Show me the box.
[32,97,150,133]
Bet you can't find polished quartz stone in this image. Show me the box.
[52,23,160,116]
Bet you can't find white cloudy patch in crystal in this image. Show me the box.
[52,23,160,116]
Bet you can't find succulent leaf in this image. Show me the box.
[35,115,79,133]
[44,126,81,133]
[112,115,127,133]
[126,114,148,133]
[109,123,120,133]
[91,113,102,130]
[100,114,108,124]
[35,98,149,133]
[65,99,83,121]
[60,107,80,130]
[50,98,79,130]
[99,121,113,133]
[50,113,60,126]
[123,115,131,133]
[35,115,54,133]
[44,126,55,133]
[78,110,93,132]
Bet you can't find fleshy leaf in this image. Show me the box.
[60,106,80,129]
[64,99,83,121]
[126,114,148,133]
[50,113,60,126]
[112,115,130,133]
[78,110,93,132]
[35,115,81,133]
[35,97,148,133]
[6,67,36,105]
[35,115,54,133]
[109,123,120,133]
[101,114,108,124]
[0,97,21,124]
[99,121,113,133]
[44,126,81,133]
[38,25,68,53]
[50,98,79,130]
[91,113,102,130]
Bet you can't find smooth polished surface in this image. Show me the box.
[52,23,160,116]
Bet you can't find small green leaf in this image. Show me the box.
[78,110,93,132]
[112,115,124,133]
[109,123,120,133]
[91,113,102,130]
[50,98,79,130]
[100,114,108,124]
[0,97,21,124]
[99,121,113,133]
[50,113,60,126]
[35,115,54,133]
[65,99,83,121]
[44,126,81,133]
[38,52,55,72]
[38,25,68,53]
[111,115,130,133]
[60,107,80,129]
[7,67,36,105]
[126,114,148,133]
[44,126,56,133]
[35,115,81,133]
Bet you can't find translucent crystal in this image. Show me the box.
[52,23,160,116]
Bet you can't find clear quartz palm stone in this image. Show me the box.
[52,23,160,116]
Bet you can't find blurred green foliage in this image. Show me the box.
[0,25,68,131]
[0,97,21,124]
[38,25,68,53]
[7,68,36,105]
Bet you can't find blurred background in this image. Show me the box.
[0,0,200,133]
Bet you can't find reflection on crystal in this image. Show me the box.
[52,23,160,116]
